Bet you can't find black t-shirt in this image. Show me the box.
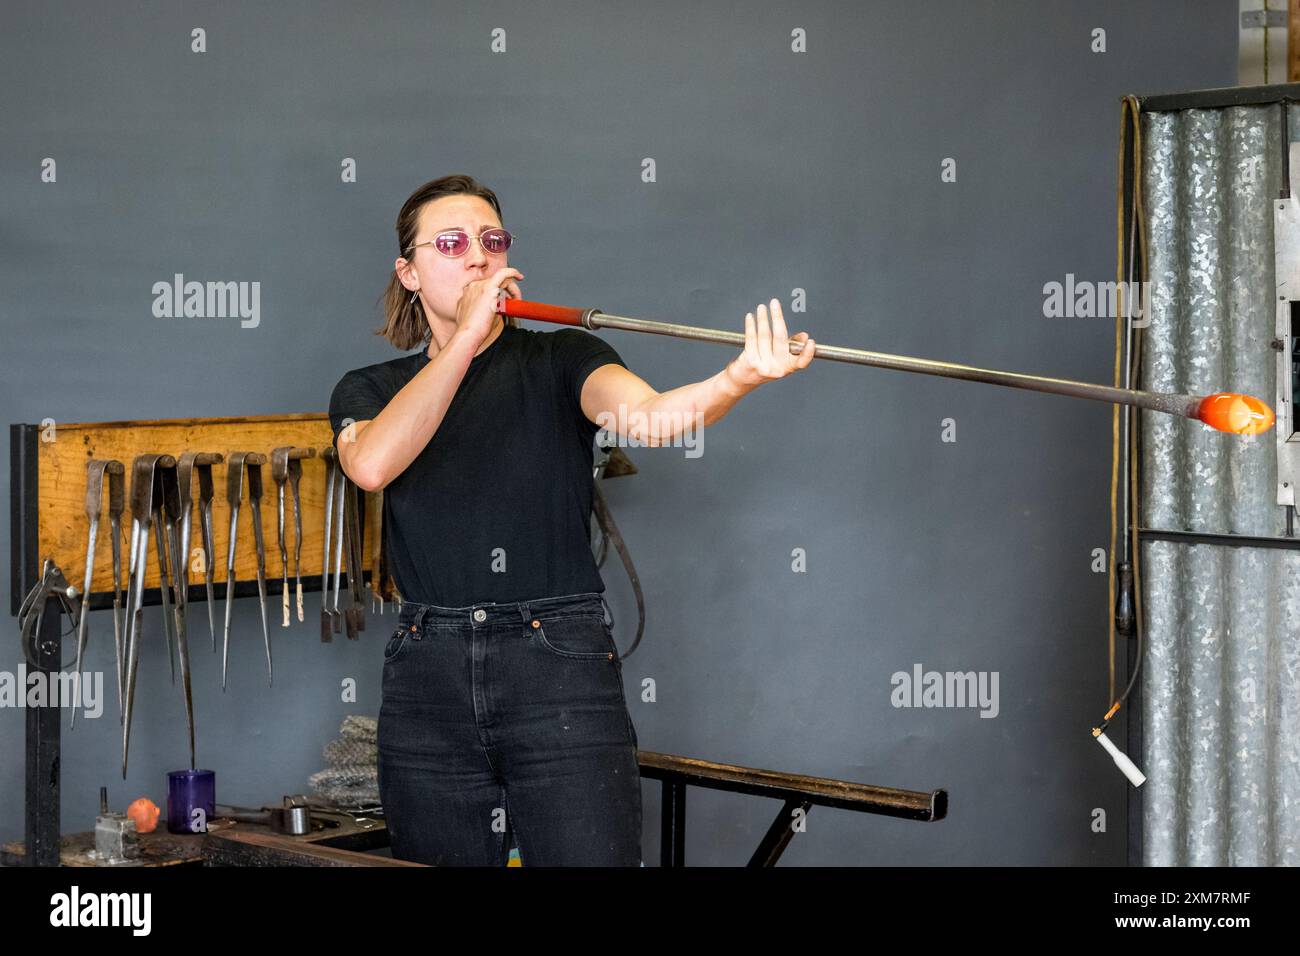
[328,323,627,607]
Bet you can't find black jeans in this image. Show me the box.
[378,591,642,866]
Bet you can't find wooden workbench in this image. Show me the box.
[0,810,412,867]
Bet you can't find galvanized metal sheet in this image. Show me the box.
[1139,103,1300,866]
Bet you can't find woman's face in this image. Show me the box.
[401,194,508,326]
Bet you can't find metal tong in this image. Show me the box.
[318,446,365,639]
[172,451,223,769]
[121,453,177,778]
[178,452,224,654]
[71,459,124,728]
[17,558,82,670]
[222,451,272,689]
[271,446,316,627]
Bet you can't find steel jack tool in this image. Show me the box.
[107,463,127,720]
[222,451,272,689]
[71,459,124,729]
[172,454,223,769]
[121,453,176,778]
[328,451,347,638]
[271,446,317,627]
[319,447,338,643]
[178,452,224,653]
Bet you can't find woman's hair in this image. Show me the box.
[377,173,518,351]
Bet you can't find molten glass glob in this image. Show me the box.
[127,796,161,834]
[1196,393,1275,434]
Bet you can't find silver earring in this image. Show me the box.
[410,290,419,304]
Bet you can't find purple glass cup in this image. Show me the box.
[166,769,215,834]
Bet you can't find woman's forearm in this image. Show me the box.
[341,331,481,490]
[629,362,757,444]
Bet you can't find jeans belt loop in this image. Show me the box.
[599,594,615,630]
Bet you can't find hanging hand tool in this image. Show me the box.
[271,446,317,627]
[342,473,366,640]
[122,495,141,710]
[272,447,291,629]
[121,453,175,778]
[71,459,124,729]
[152,479,178,686]
[368,490,384,614]
[17,559,81,670]
[156,461,199,769]
[497,298,1276,435]
[220,449,242,689]
[107,462,126,721]
[177,452,224,654]
[244,455,274,685]
[329,454,347,637]
[221,452,273,689]
[320,447,337,643]
[288,448,311,622]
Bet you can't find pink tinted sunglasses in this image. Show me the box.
[407,228,516,258]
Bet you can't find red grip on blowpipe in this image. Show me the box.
[496,297,586,327]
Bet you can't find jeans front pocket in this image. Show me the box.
[530,613,616,661]
[384,624,417,664]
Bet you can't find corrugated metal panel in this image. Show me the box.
[1140,103,1300,866]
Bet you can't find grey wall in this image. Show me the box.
[1,1,1238,864]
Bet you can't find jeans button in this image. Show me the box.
[473,609,486,623]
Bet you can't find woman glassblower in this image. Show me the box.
[329,174,815,865]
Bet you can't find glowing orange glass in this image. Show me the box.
[1196,393,1275,434]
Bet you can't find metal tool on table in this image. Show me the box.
[284,794,380,829]
[319,447,338,642]
[214,795,358,835]
[94,787,139,864]
[497,297,1277,434]
[17,558,82,670]
[177,452,224,653]
[71,459,124,728]
[299,802,382,830]
[222,451,272,689]
[214,797,320,836]
[158,462,197,769]
[271,446,317,627]
[342,472,366,640]
[121,453,176,778]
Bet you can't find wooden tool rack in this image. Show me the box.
[9,413,382,865]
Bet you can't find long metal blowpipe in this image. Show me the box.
[497,298,1275,435]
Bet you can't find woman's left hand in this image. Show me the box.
[724,298,816,389]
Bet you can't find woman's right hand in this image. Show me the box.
[455,266,524,345]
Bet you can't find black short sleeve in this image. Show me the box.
[328,369,386,444]
[550,328,628,428]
